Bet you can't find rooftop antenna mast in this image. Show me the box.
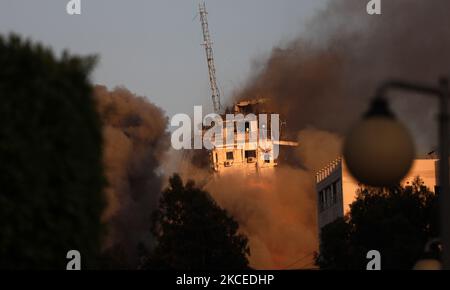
[199,1,221,113]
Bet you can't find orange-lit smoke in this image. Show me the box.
[234,0,450,152]
[169,127,342,269]
[95,85,169,267]
[206,167,317,269]
[215,0,450,266]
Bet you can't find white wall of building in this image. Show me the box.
[317,158,438,232]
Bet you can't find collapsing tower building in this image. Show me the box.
[198,2,297,176]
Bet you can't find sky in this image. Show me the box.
[0,0,328,118]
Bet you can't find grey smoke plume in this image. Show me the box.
[169,127,341,269]
[93,0,450,269]
[202,0,450,268]
[94,85,169,267]
[234,0,450,152]
[206,167,318,269]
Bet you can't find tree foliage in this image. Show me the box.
[141,174,250,270]
[0,35,105,269]
[316,177,439,269]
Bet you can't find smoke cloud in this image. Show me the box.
[93,0,449,269]
[203,0,449,268]
[94,85,169,267]
[167,127,341,269]
[296,127,342,172]
[205,167,318,269]
[234,0,450,152]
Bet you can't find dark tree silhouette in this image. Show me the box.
[141,174,250,270]
[0,35,105,269]
[316,177,439,269]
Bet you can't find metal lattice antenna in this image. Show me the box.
[199,1,221,113]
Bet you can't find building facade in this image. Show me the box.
[316,158,438,231]
[207,99,298,176]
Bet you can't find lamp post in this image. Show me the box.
[343,78,450,269]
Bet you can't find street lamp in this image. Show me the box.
[343,78,450,269]
[343,97,416,187]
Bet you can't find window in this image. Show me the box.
[226,152,234,160]
[325,187,331,207]
[245,150,256,159]
[320,185,337,211]
[319,191,325,212]
[332,181,338,204]
[245,121,250,132]
[264,154,271,163]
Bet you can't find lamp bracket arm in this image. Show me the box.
[376,80,446,99]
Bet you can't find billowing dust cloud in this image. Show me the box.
[94,85,169,267]
[168,128,341,269]
[206,168,318,269]
[95,0,449,269]
[195,0,448,268]
[296,128,342,172]
[234,0,450,152]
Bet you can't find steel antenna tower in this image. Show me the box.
[199,1,221,113]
